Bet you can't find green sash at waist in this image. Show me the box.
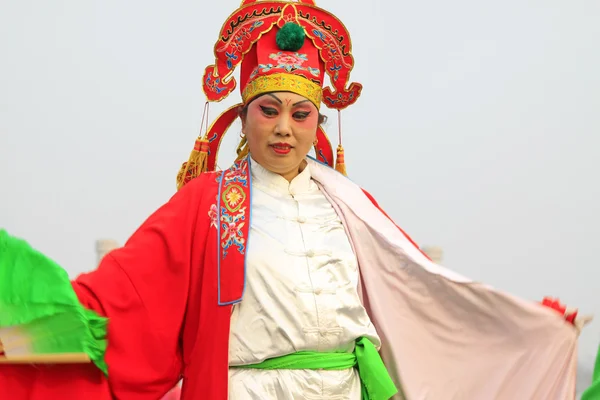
[233,337,398,400]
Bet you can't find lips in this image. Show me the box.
[270,143,292,155]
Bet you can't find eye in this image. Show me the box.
[293,111,311,121]
[259,106,278,117]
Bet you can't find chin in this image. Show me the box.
[265,159,299,172]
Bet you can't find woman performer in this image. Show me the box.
[0,1,587,399]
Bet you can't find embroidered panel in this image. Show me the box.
[214,157,252,305]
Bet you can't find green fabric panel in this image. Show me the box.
[235,337,398,400]
[0,229,108,375]
[354,337,398,400]
[582,343,600,400]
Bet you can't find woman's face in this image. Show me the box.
[242,91,319,182]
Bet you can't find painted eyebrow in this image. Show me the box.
[292,100,311,106]
[266,93,282,104]
[265,93,310,107]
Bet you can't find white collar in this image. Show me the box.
[249,157,315,196]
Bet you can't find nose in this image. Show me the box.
[275,113,292,137]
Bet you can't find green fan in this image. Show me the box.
[0,229,108,374]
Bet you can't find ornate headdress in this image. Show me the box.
[176,0,361,190]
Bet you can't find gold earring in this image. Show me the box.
[313,138,318,146]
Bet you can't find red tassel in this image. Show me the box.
[176,136,210,190]
[335,144,347,176]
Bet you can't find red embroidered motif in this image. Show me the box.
[222,185,246,213]
[208,202,218,229]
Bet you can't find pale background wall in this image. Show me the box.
[1,0,598,394]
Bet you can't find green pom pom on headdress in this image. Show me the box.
[276,22,306,52]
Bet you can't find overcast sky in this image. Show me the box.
[1,0,599,382]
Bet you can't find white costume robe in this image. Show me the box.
[0,156,581,400]
[228,160,379,399]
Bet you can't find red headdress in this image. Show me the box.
[176,0,361,189]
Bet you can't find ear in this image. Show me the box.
[238,106,247,133]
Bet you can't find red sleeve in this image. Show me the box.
[0,364,112,400]
[0,176,208,399]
